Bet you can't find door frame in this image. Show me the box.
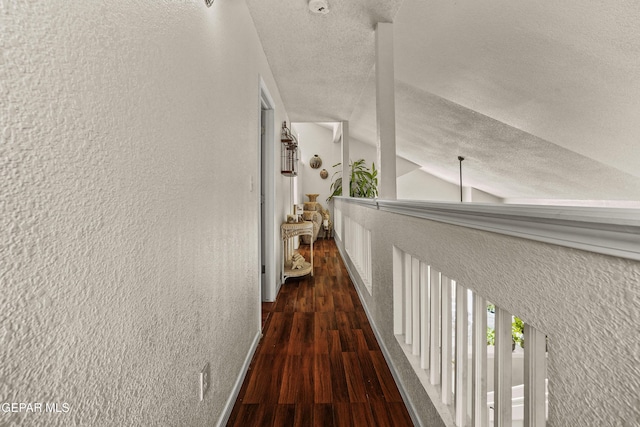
[259,77,277,302]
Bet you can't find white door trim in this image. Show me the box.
[259,76,277,302]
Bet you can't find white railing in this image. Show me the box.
[344,215,372,294]
[393,246,548,427]
[334,206,342,239]
[333,197,640,427]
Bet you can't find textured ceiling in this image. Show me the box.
[246,0,640,201]
[246,0,404,122]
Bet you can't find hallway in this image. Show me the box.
[227,239,414,426]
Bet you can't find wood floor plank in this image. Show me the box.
[336,311,357,352]
[357,311,381,351]
[273,404,296,426]
[314,312,336,354]
[387,402,414,427]
[288,311,314,355]
[370,351,404,403]
[300,349,316,403]
[230,403,260,427]
[250,404,277,426]
[260,312,293,354]
[242,353,285,405]
[274,283,298,312]
[333,292,356,312]
[329,342,351,403]
[316,295,336,312]
[353,329,386,402]
[313,353,333,403]
[278,355,301,404]
[342,352,368,403]
[333,403,354,427]
[369,401,393,427]
[313,403,335,427]
[293,403,314,427]
[350,402,375,427]
[298,279,316,312]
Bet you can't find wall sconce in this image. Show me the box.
[205,0,214,7]
[281,121,299,177]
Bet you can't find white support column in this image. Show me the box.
[494,307,513,427]
[472,294,488,427]
[430,270,441,385]
[524,324,547,427]
[375,22,397,200]
[420,262,431,370]
[455,284,469,426]
[412,257,421,356]
[441,275,453,405]
[341,121,350,198]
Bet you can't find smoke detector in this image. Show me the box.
[308,0,329,14]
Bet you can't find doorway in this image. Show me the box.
[259,79,276,306]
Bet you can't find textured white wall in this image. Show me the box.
[1,1,287,425]
[397,169,460,202]
[396,170,503,203]
[335,200,640,426]
[294,123,341,205]
[471,187,503,203]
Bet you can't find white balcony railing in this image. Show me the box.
[334,206,342,240]
[344,214,372,294]
[392,247,548,427]
[332,197,640,427]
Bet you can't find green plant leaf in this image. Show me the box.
[327,158,378,202]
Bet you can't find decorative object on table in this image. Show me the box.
[309,154,322,169]
[281,221,314,282]
[322,219,333,239]
[293,204,304,222]
[305,193,319,203]
[326,159,378,202]
[286,215,296,223]
[291,252,306,269]
[320,206,332,239]
[320,168,328,179]
[300,200,326,244]
[280,121,298,177]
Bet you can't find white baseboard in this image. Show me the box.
[335,242,424,427]
[216,330,262,427]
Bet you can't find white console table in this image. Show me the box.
[281,221,314,282]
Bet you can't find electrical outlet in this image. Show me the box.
[199,362,210,401]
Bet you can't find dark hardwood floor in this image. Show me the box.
[227,238,414,427]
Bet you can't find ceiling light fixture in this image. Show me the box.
[308,0,330,14]
[458,156,465,202]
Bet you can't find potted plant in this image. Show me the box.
[326,159,378,202]
[486,304,525,350]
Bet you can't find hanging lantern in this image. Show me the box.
[281,121,299,177]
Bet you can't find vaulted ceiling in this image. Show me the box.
[246,0,640,202]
